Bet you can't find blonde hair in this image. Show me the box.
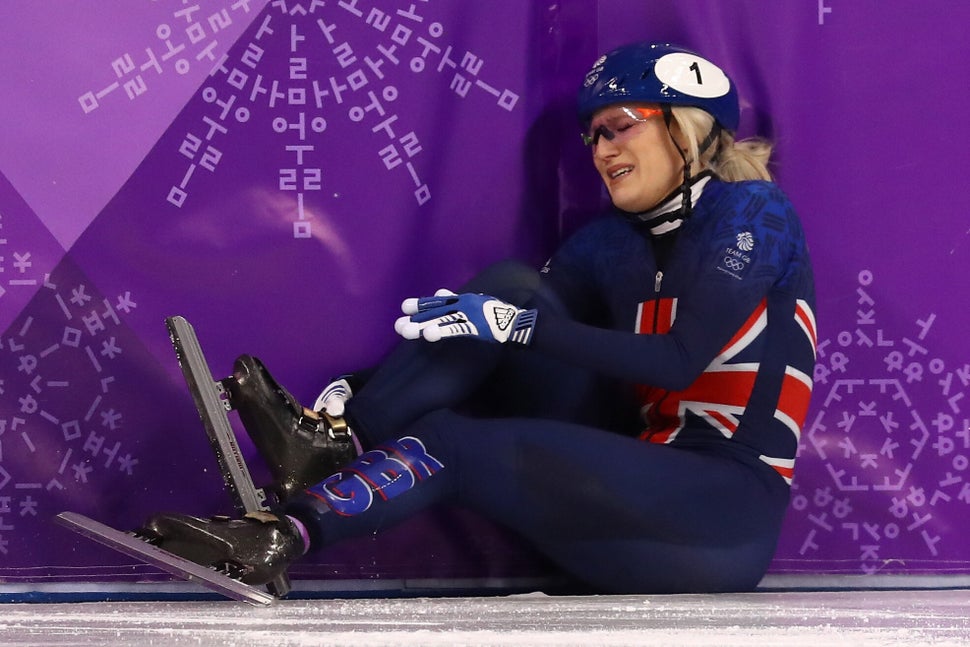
[669,106,773,182]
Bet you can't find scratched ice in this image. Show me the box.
[1,590,969,646]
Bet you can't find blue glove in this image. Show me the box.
[395,289,537,345]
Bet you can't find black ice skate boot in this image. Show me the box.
[137,511,304,585]
[228,355,359,502]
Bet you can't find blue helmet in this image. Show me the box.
[577,42,740,132]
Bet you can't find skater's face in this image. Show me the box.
[587,104,686,213]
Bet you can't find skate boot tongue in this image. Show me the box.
[229,355,359,501]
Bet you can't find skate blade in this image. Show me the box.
[165,315,290,599]
[165,315,270,514]
[55,511,275,606]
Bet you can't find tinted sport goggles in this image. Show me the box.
[582,106,664,147]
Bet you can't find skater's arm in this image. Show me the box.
[532,186,805,390]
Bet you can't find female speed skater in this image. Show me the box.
[140,41,817,594]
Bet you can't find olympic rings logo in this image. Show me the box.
[723,257,746,272]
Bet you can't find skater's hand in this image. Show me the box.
[395,289,537,345]
[313,377,353,417]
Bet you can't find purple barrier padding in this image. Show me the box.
[0,0,967,586]
[0,0,270,253]
[0,0,588,586]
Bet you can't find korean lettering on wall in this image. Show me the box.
[91,0,523,239]
[791,268,970,573]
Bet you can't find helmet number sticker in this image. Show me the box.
[689,61,703,84]
[655,53,731,99]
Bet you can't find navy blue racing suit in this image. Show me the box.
[286,176,817,593]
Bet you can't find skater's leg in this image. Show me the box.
[286,410,789,593]
[342,336,501,445]
[225,260,608,501]
[347,260,639,444]
[446,418,789,593]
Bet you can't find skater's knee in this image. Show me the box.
[460,260,541,306]
[461,260,566,314]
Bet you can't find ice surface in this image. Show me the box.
[2,589,969,646]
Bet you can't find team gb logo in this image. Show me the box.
[736,231,755,252]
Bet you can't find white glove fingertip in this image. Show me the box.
[400,320,425,340]
[434,288,456,297]
[401,298,420,315]
[405,322,427,340]
[395,315,416,337]
[422,325,443,342]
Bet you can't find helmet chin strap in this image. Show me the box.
[660,106,721,220]
[612,106,721,227]
[660,105,692,219]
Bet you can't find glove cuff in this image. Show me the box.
[509,309,538,345]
